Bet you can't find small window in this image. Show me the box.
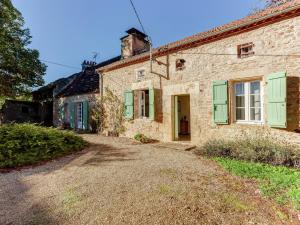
[237,43,254,58]
[234,81,262,123]
[136,69,145,82]
[21,106,29,114]
[176,59,186,71]
[139,90,149,118]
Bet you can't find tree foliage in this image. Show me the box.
[90,88,125,135]
[263,0,292,8]
[0,0,46,97]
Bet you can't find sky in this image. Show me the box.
[11,0,263,85]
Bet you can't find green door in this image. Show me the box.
[69,103,75,129]
[82,101,89,131]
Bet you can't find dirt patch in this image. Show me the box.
[0,134,297,225]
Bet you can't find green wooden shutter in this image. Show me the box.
[69,102,75,129]
[267,72,287,128]
[82,101,89,131]
[59,105,64,122]
[212,80,229,124]
[124,90,134,119]
[149,88,155,120]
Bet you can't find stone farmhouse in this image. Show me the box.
[95,0,300,146]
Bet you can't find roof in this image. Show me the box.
[55,68,99,98]
[95,56,121,69]
[32,73,80,101]
[98,0,300,72]
[56,56,121,98]
[4,100,40,106]
[33,73,79,94]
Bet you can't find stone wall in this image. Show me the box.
[53,93,99,127]
[101,16,300,146]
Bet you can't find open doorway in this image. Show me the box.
[173,95,191,141]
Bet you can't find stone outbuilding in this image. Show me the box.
[54,58,120,131]
[97,1,300,146]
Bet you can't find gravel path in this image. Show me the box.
[0,135,296,225]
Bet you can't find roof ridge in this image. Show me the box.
[160,0,300,50]
[98,0,300,72]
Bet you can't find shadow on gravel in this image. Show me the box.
[83,143,137,166]
[1,142,137,225]
[0,177,59,225]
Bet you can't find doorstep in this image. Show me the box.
[152,142,196,152]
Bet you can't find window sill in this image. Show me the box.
[235,121,264,126]
[135,117,151,121]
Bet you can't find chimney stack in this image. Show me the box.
[81,60,96,71]
[121,28,150,59]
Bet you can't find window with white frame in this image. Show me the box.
[139,90,149,118]
[76,102,83,129]
[235,80,262,123]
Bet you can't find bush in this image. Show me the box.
[196,137,300,168]
[134,133,151,144]
[0,124,87,168]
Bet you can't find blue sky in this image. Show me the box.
[12,0,262,84]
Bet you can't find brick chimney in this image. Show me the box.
[121,28,150,59]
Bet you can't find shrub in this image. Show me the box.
[134,133,151,144]
[196,137,300,168]
[0,124,87,168]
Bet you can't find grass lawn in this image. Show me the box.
[215,157,300,211]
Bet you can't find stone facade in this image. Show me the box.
[53,93,99,128]
[100,15,300,146]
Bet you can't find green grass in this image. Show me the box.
[0,124,87,168]
[215,157,300,211]
[221,193,252,212]
[159,184,173,194]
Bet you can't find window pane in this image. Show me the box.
[236,108,245,120]
[250,95,261,108]
[235,83,244,96]
[236,96,245,107]
[250,81,260,94]
[250,108,261,121]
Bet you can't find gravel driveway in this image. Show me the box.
[0,135,296,225]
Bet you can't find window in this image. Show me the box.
[234,81,262,123]
[77,102,83,129]
[136,69,145,82]
[139,90,149,118]
[237,43,254,58]
[176,59,186,71]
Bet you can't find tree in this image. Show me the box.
[264,0,291,7]
[251,0,291,15]
[0,0,46,97]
